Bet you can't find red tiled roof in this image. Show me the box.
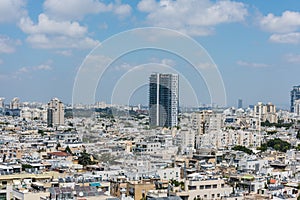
[48,151,69,157]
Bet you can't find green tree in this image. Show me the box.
[259,138,291,152]
[232,145,253,155]
[297,130,300,139]
[78,150,95,166]
[65,146,72,154]
[56,142,61,150]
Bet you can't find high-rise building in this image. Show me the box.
[294,99,300,116]
[253,102,277,123]
[47,98,64,127]
[10,97,19,109]
[238,99,243,109]
[291,85,300,112]
[149,73,179,128]
[0,98,5,108]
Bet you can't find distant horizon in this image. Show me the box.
[0,96,291,111]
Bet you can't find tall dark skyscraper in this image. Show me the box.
[291,85,300,112]
[149,73,179,128]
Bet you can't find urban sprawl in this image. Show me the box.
[1,75,300,200]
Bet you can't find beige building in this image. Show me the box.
[177,177,232,200]
[10,97,20,109]
[253,102,277,123]
[47,98,64,127]
[191,111,223,135]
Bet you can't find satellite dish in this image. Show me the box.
[79,192,84,197]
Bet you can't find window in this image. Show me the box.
[217,194,220,197]
[221,184,225,188]
[212,194,215,198]
[188,186,197,190]
[205,185,211,189]
[213,184,217,188]
[199,185,204,189]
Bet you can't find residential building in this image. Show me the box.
[291,85,300,112]
[10,97,19,109]
[0,98,4,108]
[149,73,179,128]
[47,98,64,127]
[253,102,277,123]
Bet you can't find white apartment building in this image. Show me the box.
[20,107,47,121]
[183,176,232,200]
[47,98,64,127]
[253,102,277,123]
[180,129,195,155]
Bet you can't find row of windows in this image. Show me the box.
[196,193,221,199]
[188,184,224,190]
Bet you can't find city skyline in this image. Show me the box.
[1,1,300,108]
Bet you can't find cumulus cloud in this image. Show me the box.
[44,0,112,20]
[260,11,300,44]
[0,35,21,54]
[19,14,87,37]
[260,11,300,33]
[269,32,300,44]
[113,3,132,18]
[44,0,131,20]
[137,0,248,36]
[0,0,26,23]
[237,60,270,68]
[19,14,99,49]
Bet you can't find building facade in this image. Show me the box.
[149,73,179,128]
[291,85,300,112]
[10,97,19,109]
[47,98,64,127]
[253,102,277,123]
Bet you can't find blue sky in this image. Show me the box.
[1,0,300,109]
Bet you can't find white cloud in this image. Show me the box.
[17,64,53,75]
[17,67,29,73]
[26,34,99,49]
[44,0,113,20]
[137,0,247,36]
[0,0,26,23]
[137,0,157,12]
[260,11,300,33]
[19,14,87,37]
[55,50,72,56]
[19,14,99,49]
[161,58,176,67]
[237,60,270,68]
[269,32,300,44]
[33,64,53,71]
[114,3,132,18]
[0,35,21,54]
[285,53,300,64]
[43,0,131,20]
[114,63,132,71]
[260,11,300,44]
